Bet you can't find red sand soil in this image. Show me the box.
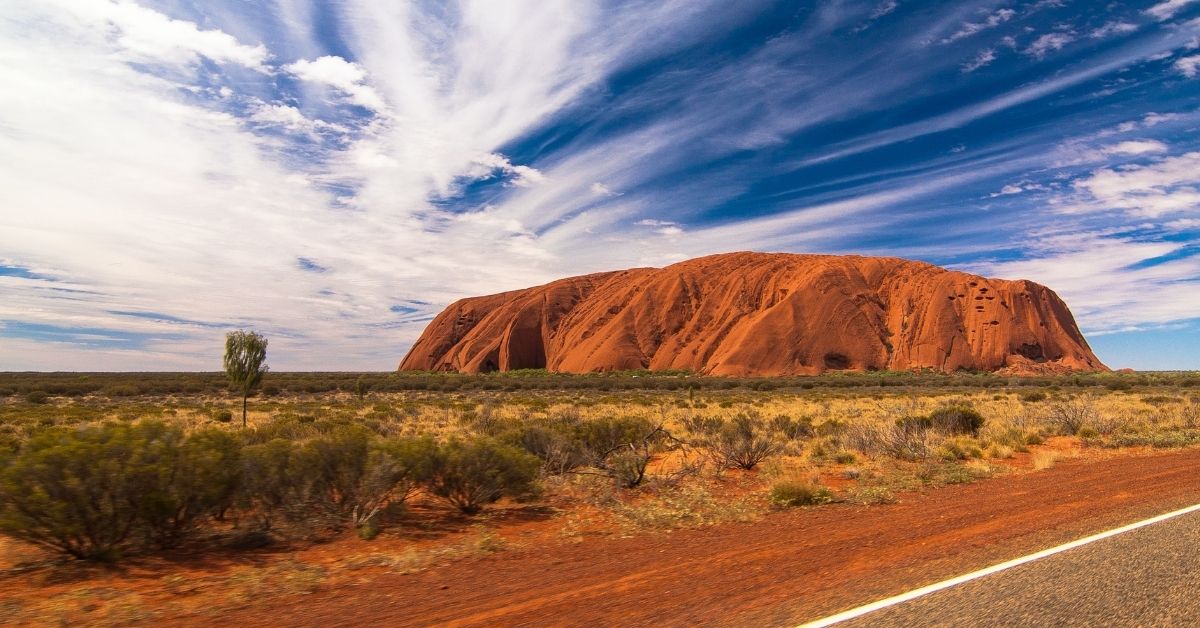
[399,252,1105,376]
[194,446,1200,627]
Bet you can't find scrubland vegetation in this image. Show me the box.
[0,370,1197,621]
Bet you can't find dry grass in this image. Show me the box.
[611,484,763,531]
[338,525,509,574]
[1032,450,1062,471]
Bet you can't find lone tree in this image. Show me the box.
[223,330,268,427]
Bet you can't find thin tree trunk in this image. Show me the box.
[242,393,248,428]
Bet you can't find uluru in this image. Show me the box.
[399,252,1106,376]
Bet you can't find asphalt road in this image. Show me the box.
[835,508,1200,627]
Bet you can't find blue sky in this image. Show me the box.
[1,0,1198,371]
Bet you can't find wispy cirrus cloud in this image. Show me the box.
[2,0,1200,369]
[962,48,997,72]
[1146,0,1200,22]
[1025,31,1077,59]
[941,8,1016,44]
[1177,54,1200,77]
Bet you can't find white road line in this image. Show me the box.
[798,502,1200,628]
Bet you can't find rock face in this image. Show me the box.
[399,252,1106,376]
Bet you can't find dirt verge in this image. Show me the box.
[206,447,1200,627]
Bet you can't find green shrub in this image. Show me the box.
[133,425,242,549]
[0,423,159,559]
[573,416,662,488]
[502,422,587,475]
[576,416,656,457]
[214,409,234,423]
[103,385,140,398]
[928,405,985,436]
[770,414,814,440]
[815,419,846,437]
[238,438,313,530]
[1021,391,1048,403]
[896,415,933,433]
[301,428,435,529]
[24,390,48,404]
[426,438,539,514]
[937,437,983,461]
[768,479,833,507]
[354,376,371,400]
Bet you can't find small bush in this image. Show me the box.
[708,413,781,470]
[502,422,587,475]
[576,416,662,488]
[844,419,937,461]
[426,438,539,514]
[769,415,814,440]
[1047,397,1096,435]
[354,376,371,400]
[1182,402,1199,429]
[0,422,236,559]
[134,426,242,548]
[1021,391,1048,403]
[24,390,48,404]
[938,437,983,461]
[768,479,833,507]
[238,438,313,530]
[214,409,234,423]
[928,405,985,436]
[308,430,435,529]
[104,385,140,398]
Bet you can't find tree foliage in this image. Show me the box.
[224,330,268,427]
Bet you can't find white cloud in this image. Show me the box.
[285,56,387,112]
[1103,140,1169,155]
[1146,0,1200,21]
[1090,21,1139,39]
[962,49,996,72]
[973,234,1200,333]
[995,184,1024,196]
[469,153,547,188]
[989,182,1048,197]
[590,182,619,196]
[1176,55,1200,77]
[49,0,268,70]
[1143,112,1184,126]
[1025,32,1076,59]
[871,1,899,20]
[1071,151,1200,218]
[247,102,348,135]
[1164,218,1200,230]
[942,9,1015,44]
